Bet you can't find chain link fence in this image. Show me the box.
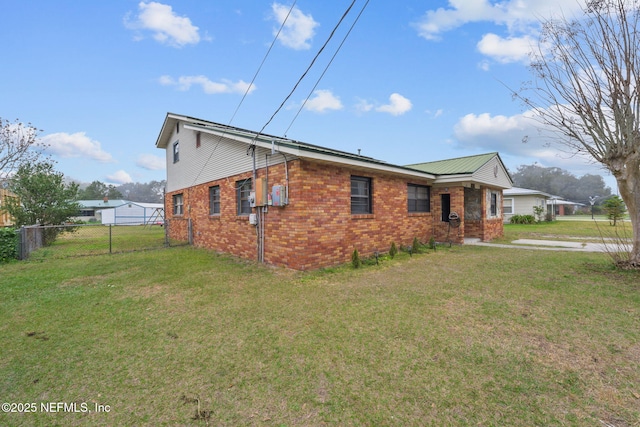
[16,220,190,260]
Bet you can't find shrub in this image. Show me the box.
[389,242,398,259]
[0,227,18,262]
[510,214,536,224]
[351,249,361,269]
[533,205,545,222]
[603,195,626,226]
[412,237,421,254]
[428,236,436,250]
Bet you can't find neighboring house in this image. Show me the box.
[156,113,513,270]
[503,187,554,222]
[548,199,584,216]
[75,199,130,222]
[98,201,164,225]
[503,187,586,222]
[0,188,16,227]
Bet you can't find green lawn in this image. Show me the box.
[1,232,639,426]
[501,217,633,243]
[24,225,174,260]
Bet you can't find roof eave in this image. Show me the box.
[433,173,512,189]
[155,113,181,149]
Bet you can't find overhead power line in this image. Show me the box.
[283,0,370,136]
[250,0,360,147]
[228,0,298,126]
[191,1,298,186]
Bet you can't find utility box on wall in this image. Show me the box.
[255,177,268,207]
[272,185,288,207]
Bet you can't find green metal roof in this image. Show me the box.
[406,152,499,175]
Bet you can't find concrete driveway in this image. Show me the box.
[465,238,632,253]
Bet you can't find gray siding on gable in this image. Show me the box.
[165,124,292,193]
[474,156,512,188]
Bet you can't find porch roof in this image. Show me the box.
[406,152,499,175]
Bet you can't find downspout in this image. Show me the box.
[251,146,260,262]
[263,153,269,264]
[281,152,289,202]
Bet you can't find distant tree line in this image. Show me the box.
[76,180,166,203]
[510,164,612,205]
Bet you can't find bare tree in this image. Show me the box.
[519,0,640,267]
[0,118,46,178]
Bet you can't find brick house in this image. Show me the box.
[156,113,512,270]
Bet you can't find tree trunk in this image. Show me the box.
[615,175,640,266]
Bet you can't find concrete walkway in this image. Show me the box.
[464,238,632,253]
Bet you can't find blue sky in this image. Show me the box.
[0,0,617,191]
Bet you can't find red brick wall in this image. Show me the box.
[173,170,259,261]
[165,162,507,269]
[462,186,505,241]
[431,187,465,244]
[165,159,438,270]
[483,218,504,240]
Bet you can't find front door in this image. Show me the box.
[441,194,451,222]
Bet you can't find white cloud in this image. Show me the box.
[125,1,201,47]
[354,98,374,114]
[303,90,343,113]
[136,154,165,171]
[454,112,532,149]
[41,132,114,163]
[414,0,498,40]
[451,109,599,174]
[426,108,444,118]
[375,93,413,116]
[270,3,319,50]
[106,170,133,184]
[478,60,491,71]
[477,33,535,63]
[414,0,586,40]
[159,75,256,95]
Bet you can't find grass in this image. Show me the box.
[500,217,634,244]
[23,225,173,260]
[1,231,639,426]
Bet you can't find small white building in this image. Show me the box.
[503,187,554,222]
[98,202,164,225]
[503,187,585,222]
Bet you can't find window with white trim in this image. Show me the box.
[173,193,184,215]
[209,185,220,215]
[503,198,513,215]
[237,179,252,215]
[351,176,372,214]
[408,184,430,212]
[172,141,179,163]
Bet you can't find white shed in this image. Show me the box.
[98,202,164,225]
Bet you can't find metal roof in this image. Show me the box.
[406,152,499,175]
[156,113,512,186]
[157,113,437,181]
[503,187,554,198]
[77,199,129,208]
